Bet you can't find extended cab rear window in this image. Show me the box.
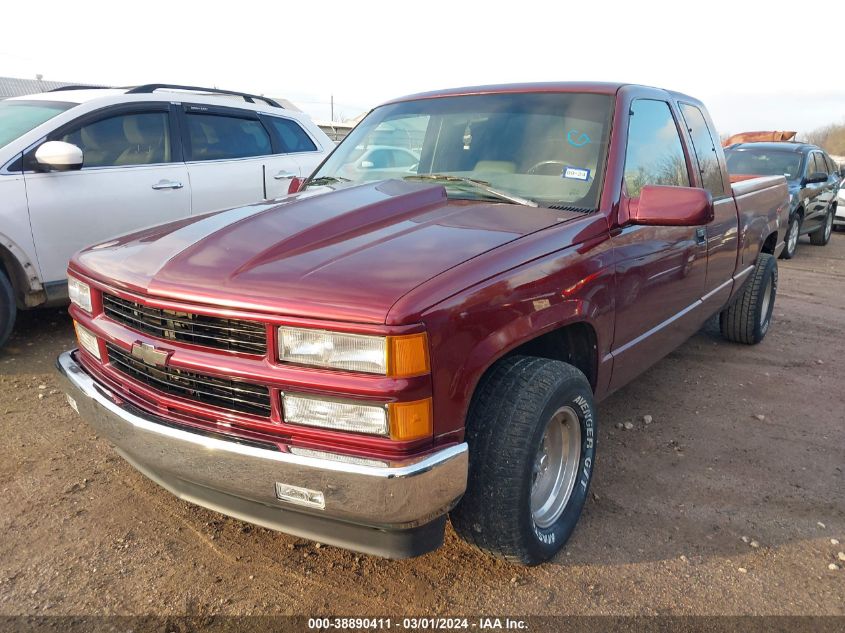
[311,92,613,209]
[679,103,726,197]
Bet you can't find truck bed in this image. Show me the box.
[731,175,789,269]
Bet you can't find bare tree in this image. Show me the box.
[804,122,845,155]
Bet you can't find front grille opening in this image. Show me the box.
[106,343,271,418]
[103,294,267,355]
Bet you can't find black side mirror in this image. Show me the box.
[804,171,828,185]
[839,165,845,178]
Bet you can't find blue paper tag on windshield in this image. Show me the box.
[562,166,590,181]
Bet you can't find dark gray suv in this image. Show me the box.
[725,142,843,259]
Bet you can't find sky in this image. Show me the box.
[2,0,842,136]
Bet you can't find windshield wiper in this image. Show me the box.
[306,176,351,187]
[404,174,537,207]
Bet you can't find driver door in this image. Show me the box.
[609,97,708,391]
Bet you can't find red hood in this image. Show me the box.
[72,180,578,324]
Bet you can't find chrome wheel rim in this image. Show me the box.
[825,213,832,241]
[788,220,799,254]
[760,275,773,328]
[531,405,582,528]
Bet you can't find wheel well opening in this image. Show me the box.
[503,322,598,391]
[762,231,778,255]
[0,248,15,287]
[0,246,28,305]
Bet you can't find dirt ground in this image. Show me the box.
[1,234,843,618]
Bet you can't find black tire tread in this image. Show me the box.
[779,215,799,260]
[450,355,590,564]
[0,270,15,349]
[809,210,833,246]
[719,253,775,345]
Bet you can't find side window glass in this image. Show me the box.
[679,103,725,197]
[391,149,417,168]
[623,99,690,198]
[367,149,392,168]
[265,116,317,153]
[185,113,271,161]
[60,112,171,168]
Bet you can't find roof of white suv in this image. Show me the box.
[13,89,128,104]
[11,85,289,114]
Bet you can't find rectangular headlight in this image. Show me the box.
[278,327,386,374]
[277,326,429,377]
[283,393,434,440]
[283,393,389,436]
[73,322,101,360]
[68,276,92,313]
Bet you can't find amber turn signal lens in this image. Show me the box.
[386,332,430,378]
[388,398,433,441]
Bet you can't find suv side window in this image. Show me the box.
[59,112,171,168]
[822,153,836,175]
[264,116,318,153]
[624,99,690,198]
[679,103,725,197]
[809,152,826,176]
[391,149,418,168]
[185,112,272,161]
[367,149,395,168]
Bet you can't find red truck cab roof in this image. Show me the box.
[384,82,703,106]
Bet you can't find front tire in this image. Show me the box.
[719,253,777,345]
[450,356,596,565]
[0,271,16,349]
[809,209,833,246]
[780,214,800,259]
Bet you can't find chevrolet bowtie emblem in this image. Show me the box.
[130,342,172,367]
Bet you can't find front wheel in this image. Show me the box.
[0,271,16,349]
[809,210,833,246]
[719,253,777,345]
[780,214,800,259]
[450,356,596,565]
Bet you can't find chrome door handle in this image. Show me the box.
[273,171,297,180]
[152,180,184,190]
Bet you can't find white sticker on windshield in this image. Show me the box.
[563,167,590,181]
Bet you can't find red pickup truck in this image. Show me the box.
[57,82,789,565]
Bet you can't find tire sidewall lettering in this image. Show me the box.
[531,387,596,552]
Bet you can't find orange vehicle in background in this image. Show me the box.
[722,131,797,146]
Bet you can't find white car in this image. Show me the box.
[836,175,845,230]
[341,145,420,176]
[0,84,333,346]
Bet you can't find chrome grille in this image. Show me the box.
[106,343,271,417]
[103,294,266,355]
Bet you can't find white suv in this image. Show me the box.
[0,84,334,346]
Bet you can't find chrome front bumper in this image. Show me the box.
[56,351,468,558]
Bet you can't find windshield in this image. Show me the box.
[310,92,613,208]
[0,100,75,150]
[725,148,803,181]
